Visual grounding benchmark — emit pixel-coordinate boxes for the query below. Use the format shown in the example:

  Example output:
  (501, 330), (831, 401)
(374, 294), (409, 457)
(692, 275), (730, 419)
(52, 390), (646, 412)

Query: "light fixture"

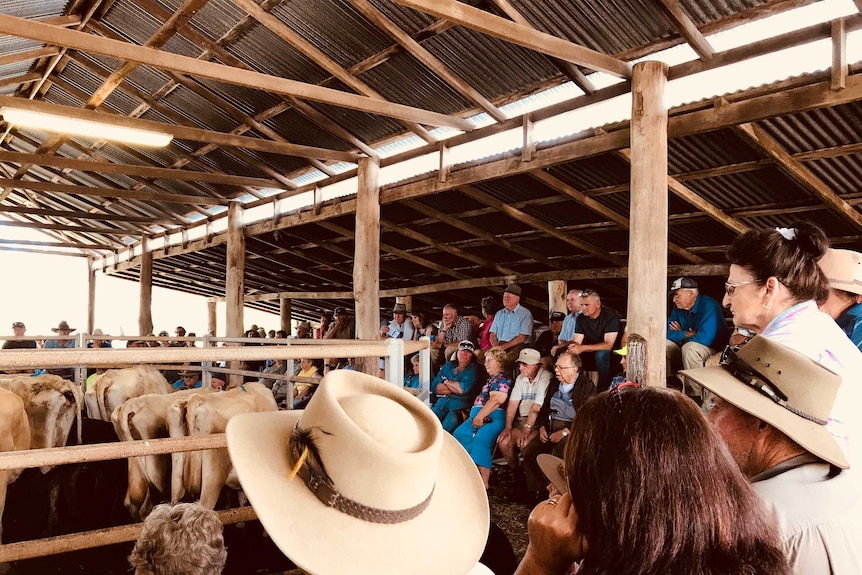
(1, 107), (173, 147)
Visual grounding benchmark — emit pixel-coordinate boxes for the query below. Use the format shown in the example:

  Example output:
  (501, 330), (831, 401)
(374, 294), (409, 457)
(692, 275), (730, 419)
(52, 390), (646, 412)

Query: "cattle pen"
(0, 339), (429, 566)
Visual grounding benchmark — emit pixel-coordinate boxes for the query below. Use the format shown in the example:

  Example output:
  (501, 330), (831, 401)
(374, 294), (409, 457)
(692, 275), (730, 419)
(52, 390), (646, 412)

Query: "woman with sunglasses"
(515, 386), (791, 575)
(723, 221), (861, 458)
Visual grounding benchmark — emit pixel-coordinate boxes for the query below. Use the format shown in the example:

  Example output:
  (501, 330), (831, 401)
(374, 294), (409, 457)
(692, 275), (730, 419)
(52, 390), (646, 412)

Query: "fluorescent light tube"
(1, 107), (173, 147)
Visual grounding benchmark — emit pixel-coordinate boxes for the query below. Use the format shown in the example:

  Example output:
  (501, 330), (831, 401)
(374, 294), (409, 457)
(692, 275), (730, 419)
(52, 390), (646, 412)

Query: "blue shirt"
(432, 361), (482, 410)
(666, 294), (729, 350)
(489, 304), (533, 343)
(173, 379), (202, 390)
(836, 303), (862, 351)
(44, 338), (77, 349)
(559, 311), (580, 342)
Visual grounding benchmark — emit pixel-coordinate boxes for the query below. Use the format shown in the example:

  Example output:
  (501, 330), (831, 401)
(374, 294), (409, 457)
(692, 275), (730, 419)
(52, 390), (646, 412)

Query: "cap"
(504, 283), (521, 296)
(818, 248), (862, 295)
(613, 345), (627, 356)
(457, 340), (475, 352)
(334, 307), (349, 317)
(549, 311), (566, 322)
(669, 277), (698, 293)
(11, 321), (24, 329)
(516, 348), (541, 365)
(158, 330), (169, 337)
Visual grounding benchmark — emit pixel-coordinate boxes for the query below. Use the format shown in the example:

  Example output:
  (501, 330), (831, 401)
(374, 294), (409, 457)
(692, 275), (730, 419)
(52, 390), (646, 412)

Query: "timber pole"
(86, 257), (96, 334)
(354, 156), (381, 375)
(548, 280), (567, 318)
(138, 235), (153, 336)
(628, 61), (669, 387)
(207, 299), (217, 336)
(226, 201), (246, 388)
(280, 298), (291, 334)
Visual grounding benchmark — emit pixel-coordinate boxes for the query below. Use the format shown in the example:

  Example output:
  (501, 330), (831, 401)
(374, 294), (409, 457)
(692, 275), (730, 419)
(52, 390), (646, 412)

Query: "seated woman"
(403, 354), (421, 395)
(292, 358), (321, 409)
(431, 340), (482, 432)
(515, 386), (791, 575)
(410, 310), (439, 341)
(453, 347), (513, 489)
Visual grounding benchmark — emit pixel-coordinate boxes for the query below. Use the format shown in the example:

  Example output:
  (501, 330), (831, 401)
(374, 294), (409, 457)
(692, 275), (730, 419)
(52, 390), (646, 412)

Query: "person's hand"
(668, 320), (683, 331)
(519, 493), (584, 575)
(497, 428), (511, 444)
(472, 415), (486, 429)
(549, 430), (566, 444)
(567, 343), (583, 355)
(539, 426), (549, 443)
(517, 430), (533, 449)
(380, 325), (390, 336)
(685, 328), (696, 338)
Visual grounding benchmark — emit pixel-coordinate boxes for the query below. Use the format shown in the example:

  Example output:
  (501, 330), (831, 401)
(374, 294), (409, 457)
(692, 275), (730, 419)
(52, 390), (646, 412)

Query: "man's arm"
(497, 333), (527, 351)
(570, 332), (617, 353)
(666, 307), (687, 343)
(688, 300), (721, 346)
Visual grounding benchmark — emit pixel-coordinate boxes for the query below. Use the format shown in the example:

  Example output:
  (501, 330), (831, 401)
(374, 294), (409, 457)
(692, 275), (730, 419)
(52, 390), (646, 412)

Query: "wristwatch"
(561, 429), (569, 437)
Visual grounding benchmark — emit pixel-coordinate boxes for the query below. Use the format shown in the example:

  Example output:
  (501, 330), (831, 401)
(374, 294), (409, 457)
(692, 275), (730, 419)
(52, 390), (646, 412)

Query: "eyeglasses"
(554, 365), (577, 371)
(724, 280), (754, 295)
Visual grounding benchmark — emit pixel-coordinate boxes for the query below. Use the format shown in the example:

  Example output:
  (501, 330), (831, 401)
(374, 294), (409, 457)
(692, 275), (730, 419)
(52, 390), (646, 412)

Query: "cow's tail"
(96, 373), (113, 421)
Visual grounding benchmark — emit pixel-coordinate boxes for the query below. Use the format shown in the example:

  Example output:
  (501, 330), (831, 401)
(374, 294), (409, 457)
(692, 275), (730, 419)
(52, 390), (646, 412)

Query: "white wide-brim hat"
(227, 370), (489, 575)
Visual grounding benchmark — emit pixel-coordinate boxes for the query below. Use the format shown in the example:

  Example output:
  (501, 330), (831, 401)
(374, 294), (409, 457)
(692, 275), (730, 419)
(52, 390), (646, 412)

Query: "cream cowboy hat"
(681, 336), (847, 469)
(226, 370), (490, 575)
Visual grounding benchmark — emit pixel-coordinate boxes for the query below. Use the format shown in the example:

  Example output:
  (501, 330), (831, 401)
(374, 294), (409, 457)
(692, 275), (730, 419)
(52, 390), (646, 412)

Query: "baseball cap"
(516, 348), (541, 365)
(669, 277), (698, 293)
(550, 311), (566, 322)
(11, 321), (24, 329)
(504, 283), (521, 296)
(457, 340), (475, 352)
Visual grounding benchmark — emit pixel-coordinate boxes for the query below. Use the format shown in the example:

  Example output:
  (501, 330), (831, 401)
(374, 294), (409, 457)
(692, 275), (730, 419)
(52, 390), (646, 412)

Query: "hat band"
(288, 424), (434, 524)
(720, 348), (827, 426)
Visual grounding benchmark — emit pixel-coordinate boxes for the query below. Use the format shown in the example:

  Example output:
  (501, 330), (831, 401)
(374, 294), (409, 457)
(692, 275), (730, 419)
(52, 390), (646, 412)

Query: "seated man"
(665, 277), (729, 380)
(683, 336), (862, 574)
(535, 311), (565, 372)
(818, 248), (862, 349)
(568, 289), (619, 392)
(430, 304), (475, 371)
(128, 502), (226, 575)
(488, 283), (534, 368)
(550, 288), (582, 357)
(431, 340), (483, 432)
(497, 348), (552, 499)
(173, 369), (203, 390)
(521, 351), (596, 504)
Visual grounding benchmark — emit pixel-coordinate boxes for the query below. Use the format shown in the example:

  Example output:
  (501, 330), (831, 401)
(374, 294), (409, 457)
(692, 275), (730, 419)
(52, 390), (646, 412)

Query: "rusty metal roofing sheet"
(668, 129), (766, 173)
(260, 107), (355, 151)
(757, 102), (862, 153)
(225, 21), (330, 84)
(684, 167), (813, 210)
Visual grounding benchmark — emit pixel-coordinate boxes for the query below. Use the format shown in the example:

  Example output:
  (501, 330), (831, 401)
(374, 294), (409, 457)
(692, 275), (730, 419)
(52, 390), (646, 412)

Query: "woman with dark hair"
(409, 310), (439, 341)
(479, 296), (499, 352)
(515, 387), (791, 575)
(724, 221), (861, 454)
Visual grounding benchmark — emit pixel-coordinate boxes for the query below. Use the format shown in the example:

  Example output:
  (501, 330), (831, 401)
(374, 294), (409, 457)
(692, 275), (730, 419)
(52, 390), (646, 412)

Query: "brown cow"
(0, 374), (83, 456)
(111, 388), (217, 521)
(86, 365), (172, 422)
(168, 382), (277, 509)
(0, 387), (31, 541)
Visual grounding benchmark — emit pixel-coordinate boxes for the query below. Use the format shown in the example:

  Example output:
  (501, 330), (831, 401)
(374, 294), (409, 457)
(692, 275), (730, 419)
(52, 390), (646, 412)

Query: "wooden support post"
(86, 257), (96, 335)
(438, 142), (450, 183)
(226, 202), (246, 388)
(547, 280), (567, 318)
(833, 18), (847, 90)
(280, 298), (292, 335)
(207, 299), (217, 336)
(522, 113), (535, 162)
(628, 61), (669, 387)
(138, 236), (153, 337)
(354, 156), (381, 376)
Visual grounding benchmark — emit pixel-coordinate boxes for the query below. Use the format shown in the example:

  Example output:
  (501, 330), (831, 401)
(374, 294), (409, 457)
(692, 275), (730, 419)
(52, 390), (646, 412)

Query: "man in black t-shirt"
(3, 321), (36, 350)
(569, 290), (621, 392)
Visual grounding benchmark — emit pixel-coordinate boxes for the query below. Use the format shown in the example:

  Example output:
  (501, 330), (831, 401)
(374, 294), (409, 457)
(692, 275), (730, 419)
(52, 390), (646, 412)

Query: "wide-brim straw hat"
(681, 336), (847, 469)
(226, 370), (490, 575)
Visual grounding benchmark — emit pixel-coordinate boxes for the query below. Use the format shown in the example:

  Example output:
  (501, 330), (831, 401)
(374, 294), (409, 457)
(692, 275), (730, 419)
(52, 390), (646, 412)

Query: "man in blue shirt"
(489, 283), (534, 368)
(43, 320), (78, 349)
(665, 277), (729, 377)
(818, 248), (862, 350)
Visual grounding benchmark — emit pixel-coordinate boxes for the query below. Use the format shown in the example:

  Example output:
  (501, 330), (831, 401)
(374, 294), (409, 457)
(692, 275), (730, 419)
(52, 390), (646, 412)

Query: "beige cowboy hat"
(51, 320), (76, 333)
(226, 370), (489, 575)
(819, 247), (862, 295)
(681, 336), (847, 469)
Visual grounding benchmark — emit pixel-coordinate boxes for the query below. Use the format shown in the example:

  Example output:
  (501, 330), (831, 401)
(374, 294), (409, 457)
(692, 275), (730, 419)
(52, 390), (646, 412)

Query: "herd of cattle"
(0, 367), (278, 545)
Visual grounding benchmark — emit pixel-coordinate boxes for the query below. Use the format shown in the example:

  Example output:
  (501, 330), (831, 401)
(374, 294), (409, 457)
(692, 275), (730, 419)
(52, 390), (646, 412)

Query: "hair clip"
(775, 227), (797, 241)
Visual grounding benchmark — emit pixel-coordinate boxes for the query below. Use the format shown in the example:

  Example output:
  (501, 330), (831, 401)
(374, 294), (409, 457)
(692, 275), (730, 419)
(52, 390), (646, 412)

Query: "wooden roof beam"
(0, 47), (61, 68)
(0, 177), (228, 207)
(655, 0), (715, 60)
(0, 237), (116, 250)
(231, 0), (438, 142)
(0, 219), (137, 235)
(348, 0), (507, 123)
(529, 168), (708, 263)
(403, 199), (567, 270)
(736, 122), (862, 231)
(460, 185), (627, 266)
(0, 204), (168, 224)
(388, 0), (632, 78)
(380, 218), (517, 275)
(0, 14), (473, 131)
(0, 150), (278, 188)
(486, 0), (596, 94)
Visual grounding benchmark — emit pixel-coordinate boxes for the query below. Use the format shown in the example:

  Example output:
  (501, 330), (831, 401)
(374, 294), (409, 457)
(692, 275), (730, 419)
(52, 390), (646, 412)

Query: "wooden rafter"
(735, 122), (862, 231)
(654, 0), (714, 60)
(0, 219), (136, 235)
(460, 185), (627, 266)
(0, 204), (168, 224)
(529, 168), (708, 263)
(0, 15), (474, 131)
(0, 177), (228, 206)
(388, 0), (632, 78)
(348, 0), (506, 123)
(0, 47), (60, 68)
